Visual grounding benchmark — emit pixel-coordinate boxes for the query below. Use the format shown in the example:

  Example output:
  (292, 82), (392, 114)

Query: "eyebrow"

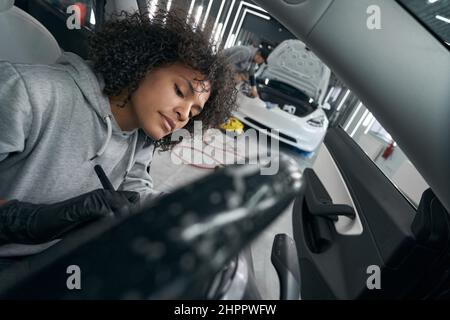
(180, 76), (205, 111)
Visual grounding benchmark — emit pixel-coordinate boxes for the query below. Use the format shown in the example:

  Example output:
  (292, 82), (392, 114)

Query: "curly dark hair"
(88, 9), (237, 150)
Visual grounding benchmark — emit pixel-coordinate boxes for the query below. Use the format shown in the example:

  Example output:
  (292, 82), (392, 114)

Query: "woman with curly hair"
(0, 10), (236, 255)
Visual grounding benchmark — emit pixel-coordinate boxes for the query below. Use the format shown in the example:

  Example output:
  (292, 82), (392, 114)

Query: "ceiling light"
(436, 15), (450, 24)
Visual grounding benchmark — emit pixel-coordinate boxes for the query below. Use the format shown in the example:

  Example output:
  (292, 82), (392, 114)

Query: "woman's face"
(130, 63), (211, 140)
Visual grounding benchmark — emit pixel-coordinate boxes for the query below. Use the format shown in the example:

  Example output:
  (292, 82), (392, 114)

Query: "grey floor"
(149, 130), (316, 299)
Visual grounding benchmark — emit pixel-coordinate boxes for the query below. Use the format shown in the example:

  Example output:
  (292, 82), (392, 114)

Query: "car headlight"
(307, 115), (325, 127)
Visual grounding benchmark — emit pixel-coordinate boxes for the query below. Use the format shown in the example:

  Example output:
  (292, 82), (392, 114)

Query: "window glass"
(397, 0), (450, 49)
(339, 100), (429, 207)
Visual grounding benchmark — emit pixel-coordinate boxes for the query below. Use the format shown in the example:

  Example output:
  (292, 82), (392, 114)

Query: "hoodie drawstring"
(90, 115), (139, 179)
(90, 115), (113, 161)
(125, 131), (139, 177)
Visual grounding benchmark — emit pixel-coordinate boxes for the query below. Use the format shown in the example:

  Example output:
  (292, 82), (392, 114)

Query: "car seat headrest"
(0, 0), (14, 13)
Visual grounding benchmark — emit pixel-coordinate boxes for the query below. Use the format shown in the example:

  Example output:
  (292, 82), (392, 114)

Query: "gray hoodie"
(0, 52), (157, 256)
(223, 45), (258, 73)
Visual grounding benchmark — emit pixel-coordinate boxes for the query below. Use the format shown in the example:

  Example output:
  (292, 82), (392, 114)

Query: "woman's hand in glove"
(0, 189), (140, 245)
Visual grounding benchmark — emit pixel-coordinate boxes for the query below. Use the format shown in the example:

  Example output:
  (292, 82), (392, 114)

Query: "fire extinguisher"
(382, 141), (395, 160)
(73, 2), (87, 26)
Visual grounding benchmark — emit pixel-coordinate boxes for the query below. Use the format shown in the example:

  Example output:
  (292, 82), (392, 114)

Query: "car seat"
(0, 0), (61, 63)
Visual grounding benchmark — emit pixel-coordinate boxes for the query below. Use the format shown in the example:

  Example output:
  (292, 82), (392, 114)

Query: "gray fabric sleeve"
(0, 62), (33, 163)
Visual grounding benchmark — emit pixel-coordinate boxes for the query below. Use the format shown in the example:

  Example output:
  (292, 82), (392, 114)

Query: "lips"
(159, 112), (176, 132)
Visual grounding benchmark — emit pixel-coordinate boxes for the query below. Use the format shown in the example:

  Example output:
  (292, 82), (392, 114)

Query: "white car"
(233, 39), (331, 152)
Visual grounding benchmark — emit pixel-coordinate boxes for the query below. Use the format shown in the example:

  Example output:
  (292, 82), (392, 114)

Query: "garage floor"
(149, 130), (317, 299)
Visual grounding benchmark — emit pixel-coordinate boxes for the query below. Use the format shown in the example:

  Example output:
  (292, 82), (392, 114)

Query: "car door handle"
(304, 168), (355, 221)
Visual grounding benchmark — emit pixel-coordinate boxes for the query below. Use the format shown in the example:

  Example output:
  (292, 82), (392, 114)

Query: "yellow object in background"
(220, 117), (244, 135)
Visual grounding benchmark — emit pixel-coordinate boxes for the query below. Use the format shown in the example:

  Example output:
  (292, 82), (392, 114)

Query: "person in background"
(224, 45), (269, 98)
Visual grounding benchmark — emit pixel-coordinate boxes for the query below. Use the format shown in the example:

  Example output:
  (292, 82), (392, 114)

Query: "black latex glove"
(0, 189), (140, 245)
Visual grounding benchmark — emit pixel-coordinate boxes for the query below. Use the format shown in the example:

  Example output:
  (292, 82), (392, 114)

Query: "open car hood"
(257, 39), (331, 105)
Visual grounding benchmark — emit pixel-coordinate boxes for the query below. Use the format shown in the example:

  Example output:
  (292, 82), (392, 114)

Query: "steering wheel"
(0, 154), (304, 299)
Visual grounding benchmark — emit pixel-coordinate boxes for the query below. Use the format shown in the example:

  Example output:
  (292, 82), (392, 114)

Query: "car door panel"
(292, 127), (447, 299)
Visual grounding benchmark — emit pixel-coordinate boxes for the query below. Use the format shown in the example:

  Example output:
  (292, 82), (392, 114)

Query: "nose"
(174, 102), (192, 123)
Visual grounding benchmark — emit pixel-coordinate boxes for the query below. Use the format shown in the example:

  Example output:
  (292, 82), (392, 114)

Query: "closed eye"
(174, 84), (185, 98)
(189, 106), (203, 119)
